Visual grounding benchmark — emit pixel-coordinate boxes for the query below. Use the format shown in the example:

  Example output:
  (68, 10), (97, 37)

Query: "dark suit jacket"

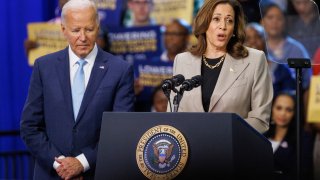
(271, 132), (314, 180)
(20, 47), (135, 179)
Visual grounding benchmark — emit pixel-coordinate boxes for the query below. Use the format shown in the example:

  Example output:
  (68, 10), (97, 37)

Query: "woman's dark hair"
(264, 91), (296, 145)
(190, 0), (248, 59)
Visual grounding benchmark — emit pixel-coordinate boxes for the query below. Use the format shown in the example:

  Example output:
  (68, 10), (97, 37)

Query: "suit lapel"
(208, 54), (249, 111)
(56, 48), (74, 121)
(186, 56), (204, 112)
(75, 48), (109, 123)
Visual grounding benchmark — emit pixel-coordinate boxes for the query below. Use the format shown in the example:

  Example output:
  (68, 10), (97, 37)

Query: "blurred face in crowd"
(61, 6), (99, 58)
(244, 26), (265, 51)
(128, 0), (153, 25)
(272, 95), (295, 127)
(262, 6), (285, 38)
(153, 90), (168, 112)
(206, 3), (235, 52)
(164, 21), (189, 60)
(292, 0), (315, 16)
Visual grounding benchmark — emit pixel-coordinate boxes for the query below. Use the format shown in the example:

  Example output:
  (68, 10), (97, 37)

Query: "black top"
(201, 56), (224, 112)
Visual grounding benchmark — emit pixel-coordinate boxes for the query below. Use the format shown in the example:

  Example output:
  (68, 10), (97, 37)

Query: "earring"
(232, 34), (235, 37)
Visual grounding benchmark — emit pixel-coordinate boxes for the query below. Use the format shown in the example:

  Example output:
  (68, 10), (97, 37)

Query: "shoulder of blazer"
(246, 47), (265, 61)
(35, 47), (69, 66)
(175, 51), (201, 65)
(242, 47), (267, 67)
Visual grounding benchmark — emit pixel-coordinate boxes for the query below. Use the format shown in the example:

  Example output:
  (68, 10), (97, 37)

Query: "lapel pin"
(99, 66), (105, 69)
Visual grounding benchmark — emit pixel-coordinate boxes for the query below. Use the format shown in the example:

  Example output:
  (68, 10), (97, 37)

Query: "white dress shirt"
(53, 44), (98, 172)
(269, 139), (281, 153)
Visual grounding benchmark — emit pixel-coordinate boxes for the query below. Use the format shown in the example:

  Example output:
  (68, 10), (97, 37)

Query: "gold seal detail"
(136, 125), (188, 179)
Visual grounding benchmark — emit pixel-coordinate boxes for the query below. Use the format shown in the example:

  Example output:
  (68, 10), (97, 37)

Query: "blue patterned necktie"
(72, 59), (87, 120)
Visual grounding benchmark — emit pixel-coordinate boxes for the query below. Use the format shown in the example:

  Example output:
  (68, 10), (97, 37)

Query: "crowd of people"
(22, 0), (320, 179)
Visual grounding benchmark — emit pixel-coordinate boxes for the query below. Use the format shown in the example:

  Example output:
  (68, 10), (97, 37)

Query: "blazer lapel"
(56, 48), (74, 121)
(186, 56), (204, 112)
(75, 48), (109, 123)
(208, 54), (249, 111)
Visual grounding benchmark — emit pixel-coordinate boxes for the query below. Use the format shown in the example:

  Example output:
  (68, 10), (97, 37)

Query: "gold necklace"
(202, 54), (226, 69)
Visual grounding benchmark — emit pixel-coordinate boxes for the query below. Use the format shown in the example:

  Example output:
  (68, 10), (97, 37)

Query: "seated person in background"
(124, 0), (155, 27)
(264, 92), (314, 180)
(287, 0), (320, 60)
(244, 22), (295, 96)
(261, 2), (312, 121)
(261, 2), (311, 88)
(150, 85), (168, 112)
(158, 18), (191, 63)
(244, 22), (267, 52)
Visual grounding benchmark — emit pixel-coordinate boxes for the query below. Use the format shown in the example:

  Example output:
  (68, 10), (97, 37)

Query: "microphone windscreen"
(191, 75), (203, 87)
(172, 74), (185, 86)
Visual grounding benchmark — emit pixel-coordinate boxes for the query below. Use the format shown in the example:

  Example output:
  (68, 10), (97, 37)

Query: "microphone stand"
(172, 88), (183, 112)
(163, 89), (172, 112)
(287, 58), (311, 180)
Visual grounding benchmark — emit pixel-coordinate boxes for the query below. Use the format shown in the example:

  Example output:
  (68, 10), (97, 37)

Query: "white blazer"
(169, 47), (273, 133)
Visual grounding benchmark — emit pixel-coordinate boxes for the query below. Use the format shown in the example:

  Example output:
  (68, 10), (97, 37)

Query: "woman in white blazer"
(169, 0), (273, 134)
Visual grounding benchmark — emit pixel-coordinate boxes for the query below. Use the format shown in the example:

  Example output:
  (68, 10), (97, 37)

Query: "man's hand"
(55, 157), (84, 180)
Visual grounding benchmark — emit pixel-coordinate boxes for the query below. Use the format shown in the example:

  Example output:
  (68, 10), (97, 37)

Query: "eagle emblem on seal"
(153, 139), (176, 169)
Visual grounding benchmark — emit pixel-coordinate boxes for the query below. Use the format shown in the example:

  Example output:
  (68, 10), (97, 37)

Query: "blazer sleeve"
(20, 60), (62, 170)
(112, 64), (135, 112)
(79, 63), (135, 168)
(246, 52), (273, 133)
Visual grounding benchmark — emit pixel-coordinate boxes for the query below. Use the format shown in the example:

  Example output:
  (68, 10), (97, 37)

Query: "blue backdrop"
(0, 0), (57, 157)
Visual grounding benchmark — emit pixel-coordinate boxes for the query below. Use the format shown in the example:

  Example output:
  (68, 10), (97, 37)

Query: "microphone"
(180, 75), (203, 91)
(161, 74), (185, 91)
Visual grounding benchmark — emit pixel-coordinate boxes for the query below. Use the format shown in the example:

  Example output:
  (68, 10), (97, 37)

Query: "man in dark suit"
(20, 0), (135, 179)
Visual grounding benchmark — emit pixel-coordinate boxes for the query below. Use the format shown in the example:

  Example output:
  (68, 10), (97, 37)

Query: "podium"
(95, 112), (273, 179)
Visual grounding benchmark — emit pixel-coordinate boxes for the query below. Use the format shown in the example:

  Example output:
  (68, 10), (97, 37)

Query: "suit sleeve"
(112, 64), (135, 111)
(246, 52), (273, 133)
(78, 64), (135, 168)
(20, 60), (62, 170)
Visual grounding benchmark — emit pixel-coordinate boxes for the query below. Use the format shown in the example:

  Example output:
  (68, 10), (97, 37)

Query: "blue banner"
(133, 60), (173, 111)
(95, 0), (123, 27)
(108, 26), (163, 64)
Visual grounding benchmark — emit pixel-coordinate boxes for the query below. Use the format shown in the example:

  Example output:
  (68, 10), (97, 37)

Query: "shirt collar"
(69, 44), (98, 67)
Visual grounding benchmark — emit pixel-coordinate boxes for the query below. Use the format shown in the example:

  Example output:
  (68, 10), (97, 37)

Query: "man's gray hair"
(61, 0), (99, 25)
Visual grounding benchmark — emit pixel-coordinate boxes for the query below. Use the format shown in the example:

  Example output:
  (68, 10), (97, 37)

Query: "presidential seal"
(136, 125), (188, 179)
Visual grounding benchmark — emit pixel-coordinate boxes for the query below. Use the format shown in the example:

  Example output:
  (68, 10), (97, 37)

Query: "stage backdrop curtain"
(0, 0), (57, 178)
